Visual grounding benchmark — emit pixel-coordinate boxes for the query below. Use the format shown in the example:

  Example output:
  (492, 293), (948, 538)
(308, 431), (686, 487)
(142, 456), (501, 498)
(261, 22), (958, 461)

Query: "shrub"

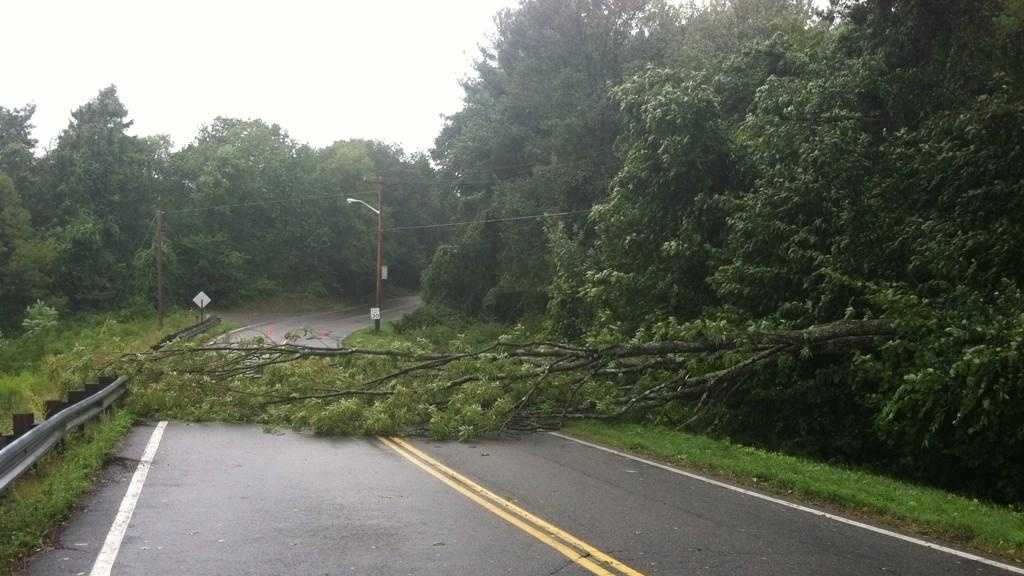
(21, 301), (59, 335)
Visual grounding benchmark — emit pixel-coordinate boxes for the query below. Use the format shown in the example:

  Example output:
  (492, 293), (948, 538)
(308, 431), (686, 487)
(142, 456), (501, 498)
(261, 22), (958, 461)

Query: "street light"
(345, 178), (384, 331)
(345, 198), (379, 215)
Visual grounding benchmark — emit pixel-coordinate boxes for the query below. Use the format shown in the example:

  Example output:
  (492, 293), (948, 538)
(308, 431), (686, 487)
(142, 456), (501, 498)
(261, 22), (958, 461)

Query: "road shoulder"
(556, 423), (1024, 573)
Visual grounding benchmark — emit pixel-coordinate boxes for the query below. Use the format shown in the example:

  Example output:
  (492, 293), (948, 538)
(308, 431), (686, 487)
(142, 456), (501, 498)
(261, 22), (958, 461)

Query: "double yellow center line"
(379, 437), (645, 576)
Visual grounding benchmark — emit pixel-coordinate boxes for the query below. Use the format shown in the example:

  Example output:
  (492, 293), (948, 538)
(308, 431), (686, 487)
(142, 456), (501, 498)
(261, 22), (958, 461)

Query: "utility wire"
(386, 209), (591, 231)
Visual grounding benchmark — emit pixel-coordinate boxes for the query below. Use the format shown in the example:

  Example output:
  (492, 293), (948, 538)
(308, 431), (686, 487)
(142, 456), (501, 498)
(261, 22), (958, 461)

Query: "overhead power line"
(387, 209), (592, 231)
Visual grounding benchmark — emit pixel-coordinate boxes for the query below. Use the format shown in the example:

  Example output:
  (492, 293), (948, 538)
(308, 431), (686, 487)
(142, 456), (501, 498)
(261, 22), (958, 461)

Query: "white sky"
(4, 0), (518, 155)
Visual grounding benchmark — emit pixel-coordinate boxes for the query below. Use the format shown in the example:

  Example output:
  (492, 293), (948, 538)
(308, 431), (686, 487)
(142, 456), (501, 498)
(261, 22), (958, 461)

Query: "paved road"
(221, 295), (422, 346)
(23, 422), (1022, 575)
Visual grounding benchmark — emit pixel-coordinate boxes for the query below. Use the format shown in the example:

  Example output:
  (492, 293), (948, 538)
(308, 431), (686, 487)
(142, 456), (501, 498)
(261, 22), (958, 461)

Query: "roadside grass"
(343, 321), (402, 349)
(0, 312), (191, 432)
(389, 305), (518, 351)
(564, 421), (1024, 562)
(344, 316), (510, 353)
(0, 409), (134, 572)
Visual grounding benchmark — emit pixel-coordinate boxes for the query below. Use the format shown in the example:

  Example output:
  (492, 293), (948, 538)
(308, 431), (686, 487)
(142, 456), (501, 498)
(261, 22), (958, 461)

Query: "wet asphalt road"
(21, 423), (1022, 576)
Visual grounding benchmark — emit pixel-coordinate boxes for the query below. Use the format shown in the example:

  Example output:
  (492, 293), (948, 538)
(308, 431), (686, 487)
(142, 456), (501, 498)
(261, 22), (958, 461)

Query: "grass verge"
(344, 307), (510, 352)
(564, 421), (1024, 562)
(343, 322), (401, 348)
(0, 409), (134, 571)
(0, 312), (191, 429)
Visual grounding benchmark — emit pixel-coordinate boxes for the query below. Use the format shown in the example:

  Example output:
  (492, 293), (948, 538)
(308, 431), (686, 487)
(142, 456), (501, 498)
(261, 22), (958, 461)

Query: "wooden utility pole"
(375, 178), (384, 332)
(156, 209), (166, 328)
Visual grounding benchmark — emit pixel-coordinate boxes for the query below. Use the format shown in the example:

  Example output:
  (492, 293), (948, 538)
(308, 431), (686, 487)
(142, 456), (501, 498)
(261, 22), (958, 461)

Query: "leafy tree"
(550, 67), (735, 335)
(0, 104), (37, 194)
(426, 0), (681, 316)
(422, 229), (498, 314)
(34, 86), (168, 309)
(167, 120), (438, 306)
(0, 175), (53, 329)
(167, 118), (321, 303)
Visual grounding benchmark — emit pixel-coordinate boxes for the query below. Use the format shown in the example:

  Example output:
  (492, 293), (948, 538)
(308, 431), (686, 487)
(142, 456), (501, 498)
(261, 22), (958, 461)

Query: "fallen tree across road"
(123, 319), (895, 435)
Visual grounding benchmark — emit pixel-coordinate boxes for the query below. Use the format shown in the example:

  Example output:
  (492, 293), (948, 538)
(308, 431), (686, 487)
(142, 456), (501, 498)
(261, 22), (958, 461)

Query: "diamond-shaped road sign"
(193, 291), (211, 309)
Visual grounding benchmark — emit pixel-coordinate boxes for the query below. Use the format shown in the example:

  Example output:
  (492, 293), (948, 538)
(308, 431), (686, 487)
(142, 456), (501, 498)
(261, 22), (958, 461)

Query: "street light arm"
(346, 198), (380, 215)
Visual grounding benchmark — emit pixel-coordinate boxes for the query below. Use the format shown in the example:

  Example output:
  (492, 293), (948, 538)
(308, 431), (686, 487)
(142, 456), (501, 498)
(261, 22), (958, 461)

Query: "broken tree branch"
(124, 319), (894, 433)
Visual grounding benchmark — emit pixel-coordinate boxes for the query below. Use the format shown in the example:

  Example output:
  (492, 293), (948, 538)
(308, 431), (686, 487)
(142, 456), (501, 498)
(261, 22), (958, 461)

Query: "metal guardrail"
(151, 316), (221, 350)
(0, 375), (129, 491)
(0, 317), (221, 494)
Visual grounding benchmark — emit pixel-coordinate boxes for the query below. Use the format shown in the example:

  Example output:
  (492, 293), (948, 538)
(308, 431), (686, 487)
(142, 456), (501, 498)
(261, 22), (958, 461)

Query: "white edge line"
(548, 431), (1024, 575)
(90, 421), (168, 576)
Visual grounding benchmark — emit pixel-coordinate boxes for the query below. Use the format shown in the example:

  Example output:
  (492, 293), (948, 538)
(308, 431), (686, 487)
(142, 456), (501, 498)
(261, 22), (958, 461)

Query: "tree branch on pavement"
(124, 319), (894, 433)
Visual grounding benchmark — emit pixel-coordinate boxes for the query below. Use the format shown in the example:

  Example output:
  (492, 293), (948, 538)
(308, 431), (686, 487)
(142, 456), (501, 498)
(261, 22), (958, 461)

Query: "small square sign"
(370, 307), (381, 320)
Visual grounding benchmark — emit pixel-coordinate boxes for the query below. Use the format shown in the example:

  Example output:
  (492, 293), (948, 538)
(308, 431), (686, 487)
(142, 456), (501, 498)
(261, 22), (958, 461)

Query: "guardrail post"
(12, 414), (35, 438)
(98, 375), (117, 386)
(44, 400), (67, 419)
(67, 389), (89, 404)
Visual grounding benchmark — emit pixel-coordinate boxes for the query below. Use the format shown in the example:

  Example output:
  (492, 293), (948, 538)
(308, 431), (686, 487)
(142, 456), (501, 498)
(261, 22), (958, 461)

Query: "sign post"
(193, 291), (212, 322)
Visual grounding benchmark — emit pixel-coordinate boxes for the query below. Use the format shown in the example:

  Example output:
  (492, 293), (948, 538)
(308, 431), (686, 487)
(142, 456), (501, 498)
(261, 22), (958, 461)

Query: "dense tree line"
(0, 88), (443, 331)
(423, 0), (1024, 503)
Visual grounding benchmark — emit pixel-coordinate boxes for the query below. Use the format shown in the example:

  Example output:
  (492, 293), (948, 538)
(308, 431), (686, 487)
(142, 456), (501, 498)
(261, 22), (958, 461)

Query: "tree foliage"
(428, 0), (681, 316)
(0, 175), (53, 329)
(1, 91), (441, 326)
(420, 0), (1024, 503)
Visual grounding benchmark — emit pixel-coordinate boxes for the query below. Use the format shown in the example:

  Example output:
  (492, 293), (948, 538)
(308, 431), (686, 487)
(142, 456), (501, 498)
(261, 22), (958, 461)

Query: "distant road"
(20, 296), (1024, 576)
(220, 295), (421, 346)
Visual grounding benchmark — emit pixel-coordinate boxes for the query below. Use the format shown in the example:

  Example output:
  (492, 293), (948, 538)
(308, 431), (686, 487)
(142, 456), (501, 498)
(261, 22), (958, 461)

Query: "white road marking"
(90, 421), (168, 576)
(549, 431), (1024, 575)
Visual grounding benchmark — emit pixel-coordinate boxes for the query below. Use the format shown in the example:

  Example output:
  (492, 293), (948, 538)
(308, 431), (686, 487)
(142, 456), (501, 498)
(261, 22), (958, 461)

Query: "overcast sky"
(4, 0), (518, 155)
